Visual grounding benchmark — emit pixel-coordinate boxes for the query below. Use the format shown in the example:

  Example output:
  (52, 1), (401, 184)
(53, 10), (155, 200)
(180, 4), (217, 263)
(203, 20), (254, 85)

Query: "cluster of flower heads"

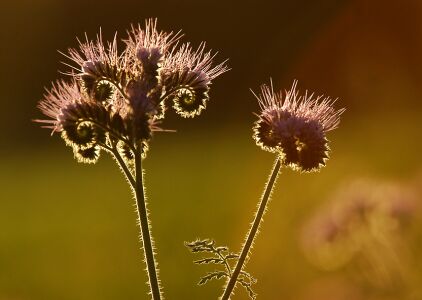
(36, 19), (228, 164)
(252, 81), (344, 172)
(301, 179), (418, 288)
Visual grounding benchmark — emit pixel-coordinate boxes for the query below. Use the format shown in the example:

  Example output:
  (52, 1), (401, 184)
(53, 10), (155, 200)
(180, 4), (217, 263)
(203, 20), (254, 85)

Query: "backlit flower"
(253, 80), (344, 172)
(36, 19), (228, 163)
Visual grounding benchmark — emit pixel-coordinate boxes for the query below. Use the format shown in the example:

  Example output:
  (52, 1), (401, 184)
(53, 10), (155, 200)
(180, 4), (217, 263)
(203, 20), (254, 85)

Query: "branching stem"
(221, 157), (281, 300)
(98, 141), (136, 189)
(218, 252), (232, 276)
(112, 146), (136, 189)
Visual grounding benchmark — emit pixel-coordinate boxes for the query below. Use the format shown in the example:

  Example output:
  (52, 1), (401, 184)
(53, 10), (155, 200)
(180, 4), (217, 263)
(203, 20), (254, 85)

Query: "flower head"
(252, 80), (344, 172)
(161, 43), (228, 118)
(36, 19), (228, 163)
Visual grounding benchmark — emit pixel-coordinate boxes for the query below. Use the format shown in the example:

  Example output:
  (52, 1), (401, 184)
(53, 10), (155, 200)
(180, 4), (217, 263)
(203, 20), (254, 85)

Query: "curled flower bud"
(81, 60), (129, 99)
(61, 121), (97, 149)
(162, 43), (228, 118)
(253, 81), (344, 172)
(73, 145), (101, 164)
(172, 84), (208, 118)
(93, 81), (114, 103)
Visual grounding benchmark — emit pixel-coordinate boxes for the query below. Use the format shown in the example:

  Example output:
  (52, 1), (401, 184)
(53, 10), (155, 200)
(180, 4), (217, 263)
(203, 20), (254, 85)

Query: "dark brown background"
(2, 0), (421, 148)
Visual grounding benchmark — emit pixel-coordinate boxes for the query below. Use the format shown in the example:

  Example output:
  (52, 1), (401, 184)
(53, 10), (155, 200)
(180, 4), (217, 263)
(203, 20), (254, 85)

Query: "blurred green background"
(1, 0), (422, 299)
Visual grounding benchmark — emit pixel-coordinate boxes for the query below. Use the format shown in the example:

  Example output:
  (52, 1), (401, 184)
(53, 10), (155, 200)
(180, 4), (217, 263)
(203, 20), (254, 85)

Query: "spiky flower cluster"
(253, 81), (344, 172)
(36, 19), (228, 164)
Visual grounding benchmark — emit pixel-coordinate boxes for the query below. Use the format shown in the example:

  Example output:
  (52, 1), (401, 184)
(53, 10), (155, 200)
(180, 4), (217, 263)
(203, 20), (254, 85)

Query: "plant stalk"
(134, 141), (162, 300)
(112, 148), (136, 189)
(221, 157), (281, 300)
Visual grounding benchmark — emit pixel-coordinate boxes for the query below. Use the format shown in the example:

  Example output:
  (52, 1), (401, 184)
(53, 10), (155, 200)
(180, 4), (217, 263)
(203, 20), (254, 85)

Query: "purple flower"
(36, 19), (228, 163)
(253, 80), (345, 172)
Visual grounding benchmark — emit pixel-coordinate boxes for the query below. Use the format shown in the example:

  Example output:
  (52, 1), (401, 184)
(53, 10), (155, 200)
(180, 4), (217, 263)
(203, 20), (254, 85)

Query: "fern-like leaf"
(238, 278), (257, 299)
(225, 253), (239, 260)
(186, 239), (257, 299)
(194, 257), (224, 265)
(240, 270), (257, 284)
(185, 239), (216, 253)
(198, 271), (228, 285)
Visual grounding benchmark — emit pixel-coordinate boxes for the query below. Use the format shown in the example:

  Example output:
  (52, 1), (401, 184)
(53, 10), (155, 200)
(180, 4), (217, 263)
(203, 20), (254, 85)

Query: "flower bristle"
(124, 19), (182, 64)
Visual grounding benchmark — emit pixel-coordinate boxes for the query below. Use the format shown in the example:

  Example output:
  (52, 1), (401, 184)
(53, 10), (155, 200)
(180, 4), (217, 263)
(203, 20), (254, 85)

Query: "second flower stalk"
(188, 81), (344, 300)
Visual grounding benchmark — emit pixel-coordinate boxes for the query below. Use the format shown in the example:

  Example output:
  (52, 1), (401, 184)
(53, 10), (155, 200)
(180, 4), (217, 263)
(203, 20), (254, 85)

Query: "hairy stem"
(99, 142), (136, 189)
(112, 147), (136, 189)
(134, 141), (162, 300)
(221, 157), (281, 300)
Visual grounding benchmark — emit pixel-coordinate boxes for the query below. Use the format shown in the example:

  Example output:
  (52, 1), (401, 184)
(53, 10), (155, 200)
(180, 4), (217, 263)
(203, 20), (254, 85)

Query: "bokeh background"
(1, 0), (422, 299)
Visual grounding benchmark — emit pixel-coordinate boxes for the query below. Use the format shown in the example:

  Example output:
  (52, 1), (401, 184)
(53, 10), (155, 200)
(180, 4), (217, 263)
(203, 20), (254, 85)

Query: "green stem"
(134, 141), (162, 300)
(221, 157), (281, 300)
